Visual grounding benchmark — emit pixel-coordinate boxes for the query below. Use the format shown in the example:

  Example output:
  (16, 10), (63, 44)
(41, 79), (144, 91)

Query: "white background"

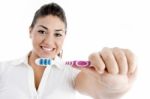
(0, 0), (149, 98)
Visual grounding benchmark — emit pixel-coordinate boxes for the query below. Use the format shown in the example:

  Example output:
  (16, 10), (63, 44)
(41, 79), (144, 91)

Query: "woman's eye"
(38, 30), (46, 35)
(55, 33), (62, 37)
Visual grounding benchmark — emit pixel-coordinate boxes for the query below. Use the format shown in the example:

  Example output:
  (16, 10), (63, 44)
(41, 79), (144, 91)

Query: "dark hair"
(30, 2), (67, 29)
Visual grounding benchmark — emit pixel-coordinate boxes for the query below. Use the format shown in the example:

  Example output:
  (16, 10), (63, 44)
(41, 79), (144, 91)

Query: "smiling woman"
(0, 1), (143, 99)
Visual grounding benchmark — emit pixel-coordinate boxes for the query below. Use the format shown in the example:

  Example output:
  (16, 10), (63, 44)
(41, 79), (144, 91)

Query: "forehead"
(35, 15), (65, 30)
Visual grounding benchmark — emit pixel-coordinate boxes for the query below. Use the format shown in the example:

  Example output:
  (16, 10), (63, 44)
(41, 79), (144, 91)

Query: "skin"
(28, 15), (137, 99)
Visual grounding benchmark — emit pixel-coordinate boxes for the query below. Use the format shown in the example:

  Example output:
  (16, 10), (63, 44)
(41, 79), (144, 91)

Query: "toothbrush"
(35, 58), (91, 68)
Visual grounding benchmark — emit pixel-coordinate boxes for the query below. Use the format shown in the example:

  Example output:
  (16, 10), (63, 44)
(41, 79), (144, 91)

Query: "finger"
(113, 47), (128, 74)
(128, 66), (138, 84)
(101, 47), (119, 74)
(123, 49), (137, 74)
(88, 52), (105, 73)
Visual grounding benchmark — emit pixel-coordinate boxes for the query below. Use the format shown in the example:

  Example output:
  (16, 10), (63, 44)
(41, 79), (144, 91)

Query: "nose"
(44, 34), (54, 45)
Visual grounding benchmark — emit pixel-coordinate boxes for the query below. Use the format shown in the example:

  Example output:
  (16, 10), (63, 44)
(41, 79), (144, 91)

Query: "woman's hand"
(75, 47), (137, 99)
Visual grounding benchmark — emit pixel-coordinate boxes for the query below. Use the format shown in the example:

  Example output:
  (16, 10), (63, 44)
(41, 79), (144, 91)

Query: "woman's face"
(29, 15), (66, 59)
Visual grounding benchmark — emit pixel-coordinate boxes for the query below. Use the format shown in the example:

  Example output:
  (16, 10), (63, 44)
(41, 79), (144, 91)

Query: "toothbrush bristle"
(36, 58), (51, 66)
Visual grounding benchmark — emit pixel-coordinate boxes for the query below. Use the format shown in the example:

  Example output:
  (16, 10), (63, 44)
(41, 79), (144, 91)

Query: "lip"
(41, 46), (55, 52)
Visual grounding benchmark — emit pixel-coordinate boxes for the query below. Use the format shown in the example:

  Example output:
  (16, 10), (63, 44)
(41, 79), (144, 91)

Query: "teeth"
(42, 47), (53, 51)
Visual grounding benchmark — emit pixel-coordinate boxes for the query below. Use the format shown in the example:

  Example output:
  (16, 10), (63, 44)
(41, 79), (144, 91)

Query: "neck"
(28, 51), (46, 69)
(28, 51), (37, 66)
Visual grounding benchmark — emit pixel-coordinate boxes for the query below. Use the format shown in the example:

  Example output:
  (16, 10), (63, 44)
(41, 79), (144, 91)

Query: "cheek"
(32, 35), (43, 47)
(54, 41), (64, 54)
(57, 39), (65, 48)
(56, 42), (62, 50)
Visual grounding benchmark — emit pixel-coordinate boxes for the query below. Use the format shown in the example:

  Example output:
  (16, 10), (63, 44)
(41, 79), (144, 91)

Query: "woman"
(0, 2), (137, 99)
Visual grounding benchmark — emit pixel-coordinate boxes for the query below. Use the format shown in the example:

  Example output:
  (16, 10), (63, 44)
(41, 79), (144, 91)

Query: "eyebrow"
(38, 25), (48, 30)
(55, 29), (64, 32)
(38, 25), (64, 32)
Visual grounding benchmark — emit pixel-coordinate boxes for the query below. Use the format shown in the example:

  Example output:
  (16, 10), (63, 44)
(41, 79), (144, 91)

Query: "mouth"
(41, 46), (55, 52)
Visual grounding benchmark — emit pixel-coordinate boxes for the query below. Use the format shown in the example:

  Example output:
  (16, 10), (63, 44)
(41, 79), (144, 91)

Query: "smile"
(41, 46), (55, 52)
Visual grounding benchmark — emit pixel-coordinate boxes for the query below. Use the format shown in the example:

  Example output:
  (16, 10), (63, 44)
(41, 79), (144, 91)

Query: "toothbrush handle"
(65, 61), (91, 68)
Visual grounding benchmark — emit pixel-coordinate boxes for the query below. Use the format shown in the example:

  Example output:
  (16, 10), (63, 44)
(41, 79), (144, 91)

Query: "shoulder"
(0, 60), (11, 76)
(0, 57), (24, 76)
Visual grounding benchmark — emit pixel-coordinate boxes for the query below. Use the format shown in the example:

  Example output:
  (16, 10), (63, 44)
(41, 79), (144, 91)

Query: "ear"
(29, 27), (32, 38)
